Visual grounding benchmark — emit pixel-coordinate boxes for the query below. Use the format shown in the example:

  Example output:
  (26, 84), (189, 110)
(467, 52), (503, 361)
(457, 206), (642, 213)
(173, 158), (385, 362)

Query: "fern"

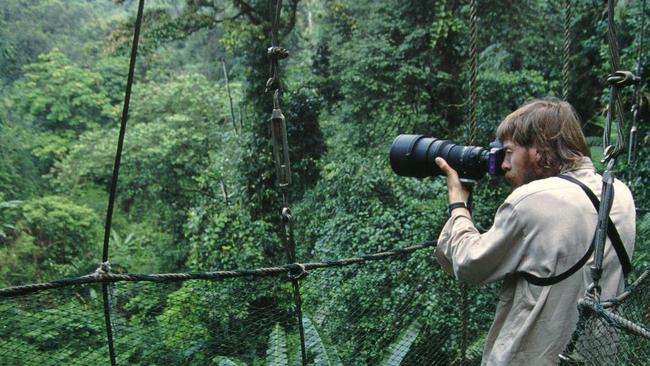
(379, 320), (422, 366)
(212, 356), (239, 366)
(266, 323), (288, 366)
(303, 316), (343, 366)
(453, 331), (486, 365)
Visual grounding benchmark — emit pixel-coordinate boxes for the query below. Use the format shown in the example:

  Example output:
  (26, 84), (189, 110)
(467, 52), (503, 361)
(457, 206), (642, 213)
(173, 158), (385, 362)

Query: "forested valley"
(1, 0), (649, 364)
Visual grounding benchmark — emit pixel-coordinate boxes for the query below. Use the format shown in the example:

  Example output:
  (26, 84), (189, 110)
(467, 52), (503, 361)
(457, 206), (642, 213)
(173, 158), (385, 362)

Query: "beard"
(506, 165), (545, 189)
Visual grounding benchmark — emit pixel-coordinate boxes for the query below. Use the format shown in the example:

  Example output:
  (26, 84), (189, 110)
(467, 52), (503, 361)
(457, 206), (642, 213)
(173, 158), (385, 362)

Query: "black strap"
(520, 175), (632, 286)
(448, 202), (470, 216)
(558, 175), (632, 276)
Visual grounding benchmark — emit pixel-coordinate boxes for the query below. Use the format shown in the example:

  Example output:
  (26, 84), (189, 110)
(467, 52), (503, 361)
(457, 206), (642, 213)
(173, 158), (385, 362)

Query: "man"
(434, 98), (636, 365)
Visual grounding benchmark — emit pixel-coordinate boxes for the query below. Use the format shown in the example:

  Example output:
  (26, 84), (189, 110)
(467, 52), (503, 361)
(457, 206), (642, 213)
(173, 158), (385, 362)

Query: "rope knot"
(288, 263), (307, 280)
(267, 46), (289, 60)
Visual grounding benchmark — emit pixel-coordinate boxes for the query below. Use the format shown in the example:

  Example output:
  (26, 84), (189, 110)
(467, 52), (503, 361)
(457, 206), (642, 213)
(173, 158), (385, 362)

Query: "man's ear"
(530, 147), (543, 166)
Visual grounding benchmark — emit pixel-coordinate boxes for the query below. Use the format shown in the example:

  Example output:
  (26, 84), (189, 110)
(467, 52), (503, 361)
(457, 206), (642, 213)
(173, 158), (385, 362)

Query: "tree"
(9, 50), (118, 175)
(0, 0), (105, 83)
(0, 195), (101, 286)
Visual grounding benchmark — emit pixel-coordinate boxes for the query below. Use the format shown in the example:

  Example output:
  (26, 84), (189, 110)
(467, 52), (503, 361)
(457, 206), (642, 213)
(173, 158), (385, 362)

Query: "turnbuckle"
(270, 90), (292, 188)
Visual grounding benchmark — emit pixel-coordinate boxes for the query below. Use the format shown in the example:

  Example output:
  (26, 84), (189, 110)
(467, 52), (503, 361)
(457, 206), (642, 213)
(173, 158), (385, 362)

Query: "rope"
(562, 0), (572, 101)
(0, 242), (435, 298)
(579, 298), (650, 340)
(601, 264), (650, 308)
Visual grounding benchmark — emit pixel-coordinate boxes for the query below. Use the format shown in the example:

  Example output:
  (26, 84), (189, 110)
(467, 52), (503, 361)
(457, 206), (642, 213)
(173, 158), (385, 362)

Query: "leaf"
(379, 320), (422, 366)
(0, 200), (22, 209)
(266, 323), (288, 366)
(213, 356), (240, 366)
(302, 316), (343, 366)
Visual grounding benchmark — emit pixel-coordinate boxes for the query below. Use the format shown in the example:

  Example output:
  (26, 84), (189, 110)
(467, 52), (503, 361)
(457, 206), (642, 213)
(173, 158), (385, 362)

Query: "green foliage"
(0, 122), (39, 199)
(0, 296), (108, 365)
(0, 195), (22, 243)
(318, 0), (467, 141)
(635, 213), (650, 268)
(1, 0), (649, 364)
(0, 196), (101, 285)
(303, 316), (343, 366)
(9, 49), (118, 176)
(473, 69), (554, 143)
(266, 323), (289, 365)
(379, 319), (421, 366)
(0, 0), (104, 83)
(12, 49), (116, 133)
(185, 208), (276, 270)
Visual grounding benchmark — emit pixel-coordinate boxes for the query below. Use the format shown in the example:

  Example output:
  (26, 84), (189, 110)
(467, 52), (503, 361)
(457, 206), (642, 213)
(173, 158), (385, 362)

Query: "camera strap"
(520, 174), (632, 286)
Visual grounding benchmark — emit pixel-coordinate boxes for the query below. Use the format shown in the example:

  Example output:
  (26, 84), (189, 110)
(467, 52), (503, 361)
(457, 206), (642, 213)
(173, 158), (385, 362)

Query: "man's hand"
(435, 157), (471, 205)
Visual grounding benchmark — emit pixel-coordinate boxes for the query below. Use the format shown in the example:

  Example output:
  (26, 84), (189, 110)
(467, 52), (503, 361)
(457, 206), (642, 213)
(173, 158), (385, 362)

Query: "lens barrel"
(389, 134), (500, 180)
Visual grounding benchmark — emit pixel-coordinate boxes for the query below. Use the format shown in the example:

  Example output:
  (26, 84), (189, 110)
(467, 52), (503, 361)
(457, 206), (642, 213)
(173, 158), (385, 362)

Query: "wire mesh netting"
(0, 284), (110, 365)
(0, 247), (499, 365)
(2, 248), (649, 365)
(560, 266), (650, 365)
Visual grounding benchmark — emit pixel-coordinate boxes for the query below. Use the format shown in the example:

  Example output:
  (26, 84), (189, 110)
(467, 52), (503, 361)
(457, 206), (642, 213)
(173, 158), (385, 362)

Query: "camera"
(389, 134), (506, 180)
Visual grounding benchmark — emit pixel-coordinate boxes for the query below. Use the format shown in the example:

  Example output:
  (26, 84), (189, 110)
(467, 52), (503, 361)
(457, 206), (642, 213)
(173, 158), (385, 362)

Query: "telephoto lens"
(389, 134), (505, 180)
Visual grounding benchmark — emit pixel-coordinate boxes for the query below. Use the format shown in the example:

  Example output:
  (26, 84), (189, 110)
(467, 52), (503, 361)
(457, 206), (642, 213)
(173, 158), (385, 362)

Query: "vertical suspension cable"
(562, 0), (572, 101)
(589, 0), (637, 297)
(468, 0), (478, 146)
(605, 0), (627, 158)
(627, 0), (647, 187)
(460, 1), (479, 364)
(101, 0), (146, 364)
(267, 1), (307, 364)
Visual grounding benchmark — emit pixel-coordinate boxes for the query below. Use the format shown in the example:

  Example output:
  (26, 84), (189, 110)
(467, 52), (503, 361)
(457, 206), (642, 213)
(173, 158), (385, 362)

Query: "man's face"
(501, 139), (542, 189)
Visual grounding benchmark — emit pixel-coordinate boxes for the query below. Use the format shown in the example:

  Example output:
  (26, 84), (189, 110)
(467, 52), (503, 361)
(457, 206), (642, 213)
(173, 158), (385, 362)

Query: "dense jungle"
(0, 0), (649, 364)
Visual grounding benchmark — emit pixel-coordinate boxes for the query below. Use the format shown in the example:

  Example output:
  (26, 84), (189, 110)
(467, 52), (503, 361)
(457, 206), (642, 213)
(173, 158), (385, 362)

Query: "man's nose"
(501, 160), (511, 171)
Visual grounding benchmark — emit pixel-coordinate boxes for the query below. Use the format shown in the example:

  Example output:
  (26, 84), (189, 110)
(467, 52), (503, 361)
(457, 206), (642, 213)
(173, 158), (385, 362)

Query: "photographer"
(434, 98), (636, 365)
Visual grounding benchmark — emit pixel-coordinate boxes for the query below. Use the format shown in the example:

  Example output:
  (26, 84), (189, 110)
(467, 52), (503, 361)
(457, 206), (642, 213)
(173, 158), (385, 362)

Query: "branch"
(232, 0), (262, 25)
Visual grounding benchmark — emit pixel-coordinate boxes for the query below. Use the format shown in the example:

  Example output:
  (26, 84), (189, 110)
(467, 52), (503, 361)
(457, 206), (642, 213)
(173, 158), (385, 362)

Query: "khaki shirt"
(436, 158), (636, 365)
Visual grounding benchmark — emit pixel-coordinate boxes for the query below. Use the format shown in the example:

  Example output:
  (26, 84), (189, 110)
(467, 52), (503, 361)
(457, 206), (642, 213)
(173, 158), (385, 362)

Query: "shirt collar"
(560, 156), (595, 174)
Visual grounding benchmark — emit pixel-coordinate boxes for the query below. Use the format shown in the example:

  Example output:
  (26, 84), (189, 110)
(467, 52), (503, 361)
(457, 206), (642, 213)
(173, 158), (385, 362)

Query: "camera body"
(389, 134), (506, 180)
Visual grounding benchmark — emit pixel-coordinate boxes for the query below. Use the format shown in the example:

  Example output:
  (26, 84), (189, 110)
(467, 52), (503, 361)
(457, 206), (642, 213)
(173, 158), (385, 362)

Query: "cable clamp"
(267, 46), (289, 60)
(281, 207), (292, 223)
(94, 261), (112, 278)
(601, 145), (616, 163)
(266, 77), (277, 93)
(288, 263), (307, 280)
(585, 283), (601, 303)
(607, 70), (640, 86)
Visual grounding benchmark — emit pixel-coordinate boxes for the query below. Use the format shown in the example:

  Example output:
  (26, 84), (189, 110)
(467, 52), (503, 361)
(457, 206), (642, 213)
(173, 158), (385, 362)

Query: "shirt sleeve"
(435, 200), (528, 284)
